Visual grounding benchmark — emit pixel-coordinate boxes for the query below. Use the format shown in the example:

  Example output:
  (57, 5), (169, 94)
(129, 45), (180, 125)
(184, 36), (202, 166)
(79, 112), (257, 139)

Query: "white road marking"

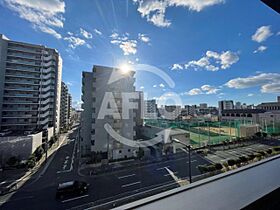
(61, 194), (89, 203)
(186, 160), (197, 164)
(164, 167), (188, 186)
(164, 172), (178, 176)
(56, 135), (77, 174)
(121, 181), (141, 188)
(180, 148), (188, 153)
(118, 174), (136, 179)
(156, 166), (170, 170)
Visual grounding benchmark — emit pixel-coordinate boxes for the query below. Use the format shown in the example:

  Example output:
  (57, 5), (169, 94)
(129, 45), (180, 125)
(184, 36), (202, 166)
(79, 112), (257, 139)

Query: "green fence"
(144, 119), (280, 147)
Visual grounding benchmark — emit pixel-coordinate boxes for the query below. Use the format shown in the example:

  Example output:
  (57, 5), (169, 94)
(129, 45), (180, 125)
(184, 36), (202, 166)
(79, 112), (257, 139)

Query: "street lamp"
(172, 138), (192, 183)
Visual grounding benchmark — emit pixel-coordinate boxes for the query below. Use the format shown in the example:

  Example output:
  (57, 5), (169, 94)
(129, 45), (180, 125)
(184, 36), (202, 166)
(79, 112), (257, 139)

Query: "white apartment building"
(81, 65), (141, 160)
(0, 34), (62, 134)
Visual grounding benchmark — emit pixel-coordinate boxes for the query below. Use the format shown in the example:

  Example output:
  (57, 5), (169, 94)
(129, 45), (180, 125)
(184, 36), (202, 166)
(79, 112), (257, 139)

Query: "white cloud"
(153, 85), (157, 88)
(66, 81), (73, 86)
(252, 25), (273, 43)
(37, 25), (62, 39)
(187, 88), (203, 95)
(94, 29), (102, 35)
(171, 64), (183, 70)
(253, 45), (267, 53)
(248, 93), (254, 97)
(80, 28), (93, 39)
(184, 85), (220, 95)
(277, 32), (280, 36)
(159, 83), (165, 88)
(185, 50), (239, 71)
(140, 86), (145, 89)
(261, 82), (280, 93)
(3, 0), (65, 39)
(119, 40), (137, 55)
(225, 73), (280, 93)
(133, 0), (224, 27)
(201, 85), (220, 94)
(64, 36), (87, 49)
(110, 33), (138, 55)
(73, 100), (82, 110)
(138, 33), (150, 43)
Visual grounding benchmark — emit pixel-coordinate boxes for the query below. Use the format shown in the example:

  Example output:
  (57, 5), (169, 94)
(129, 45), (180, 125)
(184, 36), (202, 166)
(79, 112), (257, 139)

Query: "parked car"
(56, 180), (89, 199)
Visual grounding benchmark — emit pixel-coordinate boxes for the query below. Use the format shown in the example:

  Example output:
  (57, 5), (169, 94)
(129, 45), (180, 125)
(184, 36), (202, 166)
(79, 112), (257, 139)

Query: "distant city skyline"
(1, 0), (280, 108)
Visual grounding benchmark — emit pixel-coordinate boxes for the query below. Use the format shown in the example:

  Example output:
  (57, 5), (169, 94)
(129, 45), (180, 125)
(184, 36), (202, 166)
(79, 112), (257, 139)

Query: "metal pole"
(229, 121), (232, 141)
(208, 123), (210, 145)
(198, 122), (201, 147)
(188, 146), (192, 183)
(45, 142), (48, 163)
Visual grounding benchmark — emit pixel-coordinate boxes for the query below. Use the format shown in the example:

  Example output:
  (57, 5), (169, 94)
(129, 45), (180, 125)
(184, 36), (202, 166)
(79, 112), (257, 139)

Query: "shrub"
(258, 151), (266, 156)
(214, 163), (223, 170)
(207, 165), (216, 172)
(273, 146), (280, 152)
(255, 153), (262, 160)
(6, 156), (19, 166)
(222, 161), (229, 168)
(227, 159), (236, 166)
(34, 146), (44, 161)
(235, 158), (241, 165)
(266, 149), (273, 154)
(248, 154), (256, 160)
(27, 159), (36, 169)
(198, 165), (208, 174)
(239, 156), (248, 162)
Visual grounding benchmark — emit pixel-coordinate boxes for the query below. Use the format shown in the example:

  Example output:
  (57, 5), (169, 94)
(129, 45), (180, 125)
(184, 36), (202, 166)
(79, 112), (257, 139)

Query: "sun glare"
(120, 63), (132, 74)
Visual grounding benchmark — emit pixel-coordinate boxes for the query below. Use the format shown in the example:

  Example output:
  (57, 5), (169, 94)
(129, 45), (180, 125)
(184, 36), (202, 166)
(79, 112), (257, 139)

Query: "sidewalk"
(0, 134), (67, 196)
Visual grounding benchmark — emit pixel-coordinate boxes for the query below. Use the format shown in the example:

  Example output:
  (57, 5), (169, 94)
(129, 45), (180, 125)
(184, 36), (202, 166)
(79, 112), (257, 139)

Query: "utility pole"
(172, 138), (192, 183)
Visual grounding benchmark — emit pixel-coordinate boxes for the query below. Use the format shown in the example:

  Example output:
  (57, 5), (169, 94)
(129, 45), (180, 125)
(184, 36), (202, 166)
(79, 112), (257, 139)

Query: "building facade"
(257, 96), (280, 111)
(60, 81), (71, 130)
(81, 65), (141, 160)
(218, 100), (234, 115)
(0, 34), (62, 134)
(144, 99), (158, 119)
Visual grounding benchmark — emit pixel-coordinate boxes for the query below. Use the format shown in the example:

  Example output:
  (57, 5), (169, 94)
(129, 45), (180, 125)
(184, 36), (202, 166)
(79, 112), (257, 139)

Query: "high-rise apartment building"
(81, 65), (141, 160)
(200, 103), (207, 109)
(60, 81), (71, 129)
(235, 102), (242, 109)
(0, 34), (62, 134)
(218, 100), (234, 115)
(144, 99), (158, 119)
(184, 105), (197, 116)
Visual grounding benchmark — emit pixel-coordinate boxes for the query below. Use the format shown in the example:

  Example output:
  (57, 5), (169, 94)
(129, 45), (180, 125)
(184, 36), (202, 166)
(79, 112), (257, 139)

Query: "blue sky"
(0, 0), (280, 108)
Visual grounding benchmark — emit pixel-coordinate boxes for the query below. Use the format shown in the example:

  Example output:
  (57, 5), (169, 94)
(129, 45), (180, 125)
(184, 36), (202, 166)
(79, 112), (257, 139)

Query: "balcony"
(7, 46), (42, 54)
(6, 59), (41, 67)
(5, 66), (41, 74)
(7, 53), (41, 61)
(3, 94), (39, 98)
(5, 74), (40, 80)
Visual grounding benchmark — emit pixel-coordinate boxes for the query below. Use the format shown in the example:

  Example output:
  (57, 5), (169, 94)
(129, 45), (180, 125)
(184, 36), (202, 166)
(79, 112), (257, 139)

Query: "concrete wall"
(47, 127), (54, 141)
(240, 125), (260, 137)
(0, 132), (42, 163)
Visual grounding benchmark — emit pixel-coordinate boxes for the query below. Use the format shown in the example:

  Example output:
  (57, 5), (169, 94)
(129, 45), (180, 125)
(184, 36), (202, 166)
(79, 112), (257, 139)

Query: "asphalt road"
(1, 128), (211, 210)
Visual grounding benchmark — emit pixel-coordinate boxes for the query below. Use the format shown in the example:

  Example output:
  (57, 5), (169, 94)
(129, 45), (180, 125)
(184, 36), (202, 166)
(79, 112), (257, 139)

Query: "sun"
(119, 63), (132, 74)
